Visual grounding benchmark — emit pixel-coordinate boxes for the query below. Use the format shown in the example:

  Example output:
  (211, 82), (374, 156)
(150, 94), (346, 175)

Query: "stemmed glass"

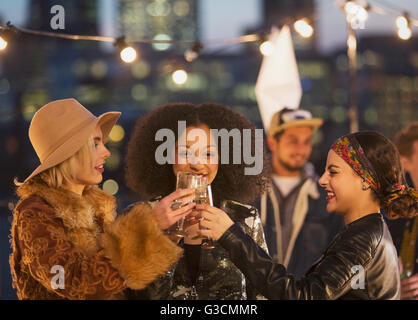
(192, 184), (215, 249)
(167, 172), (205, 238)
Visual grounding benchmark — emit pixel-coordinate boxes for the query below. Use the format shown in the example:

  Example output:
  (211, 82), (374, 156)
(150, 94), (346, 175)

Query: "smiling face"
(172, 124), (219, 185)
(319, 149), (367, 215)
(74, 125), (111, 186)
(267, 126), (313, 176)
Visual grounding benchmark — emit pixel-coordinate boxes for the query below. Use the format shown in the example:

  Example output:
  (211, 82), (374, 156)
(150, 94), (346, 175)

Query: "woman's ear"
(361, 178), (372, 191)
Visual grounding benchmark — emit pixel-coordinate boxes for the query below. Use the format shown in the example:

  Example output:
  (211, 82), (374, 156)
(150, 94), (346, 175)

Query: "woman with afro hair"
(124, 102), (270, 300)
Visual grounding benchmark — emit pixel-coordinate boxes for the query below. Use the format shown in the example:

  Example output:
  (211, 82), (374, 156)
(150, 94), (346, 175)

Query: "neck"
(343, 202), (380, 224)
(62, 182), (85, 196)
(272, 159), (301, 177)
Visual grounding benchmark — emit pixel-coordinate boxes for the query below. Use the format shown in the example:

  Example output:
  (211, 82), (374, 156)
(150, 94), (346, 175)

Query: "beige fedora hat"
(24, 98), (121, 182)
(268, 107), (323, 137)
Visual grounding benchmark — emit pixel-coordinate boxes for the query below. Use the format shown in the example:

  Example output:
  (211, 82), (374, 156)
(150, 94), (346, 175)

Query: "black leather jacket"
(218, 213), (400, 300)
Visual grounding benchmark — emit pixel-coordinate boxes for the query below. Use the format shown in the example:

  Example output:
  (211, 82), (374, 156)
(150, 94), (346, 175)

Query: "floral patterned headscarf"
(331, 133), (418, 205)
(331, 134), (380, 193)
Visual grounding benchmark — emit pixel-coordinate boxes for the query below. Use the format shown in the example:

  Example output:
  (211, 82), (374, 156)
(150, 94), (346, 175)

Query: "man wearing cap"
(258, 108), (343, 279)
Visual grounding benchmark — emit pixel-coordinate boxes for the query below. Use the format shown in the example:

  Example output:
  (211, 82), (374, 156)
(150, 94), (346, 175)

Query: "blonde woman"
(10, 99), (194, 299)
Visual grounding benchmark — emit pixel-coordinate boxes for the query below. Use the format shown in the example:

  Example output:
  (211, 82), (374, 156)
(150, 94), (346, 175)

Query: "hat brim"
(97, 112), (121, 143)
(269, 118), (323, 137)
(24, 111), (121, 182)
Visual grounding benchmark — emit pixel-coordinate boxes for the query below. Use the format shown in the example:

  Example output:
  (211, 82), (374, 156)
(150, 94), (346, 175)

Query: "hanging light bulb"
(344, 1), (368, 29)
(398, 27), (412, 40)
(0, 23), (18, 52)
(0, 36), (7, 51)
(396, 16), (409, 29)
(120, 47), (137, 63)
(395, 13), (411, 40)
(259, 40), (274, 56)
(184, 41), (203, 62)
(356, 6), (369, 22)
(344, 1), (358, 16)
(258, 33), (274, 56)
(115, 36), (137, 63)
(294, 19), (314, 38)
(172, 69), (188, 85)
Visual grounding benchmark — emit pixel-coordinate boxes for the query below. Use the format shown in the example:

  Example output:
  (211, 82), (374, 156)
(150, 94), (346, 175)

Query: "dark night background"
(0, 0), (417, 299)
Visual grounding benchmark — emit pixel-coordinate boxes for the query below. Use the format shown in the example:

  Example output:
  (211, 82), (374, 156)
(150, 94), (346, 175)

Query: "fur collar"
(16, 178), (116, 231)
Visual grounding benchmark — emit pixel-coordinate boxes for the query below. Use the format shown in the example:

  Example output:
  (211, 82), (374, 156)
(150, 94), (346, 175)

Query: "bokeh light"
(152, 34), (172, 51)
(172, 69), (188, 85)
(398, 27), (412, 40)
(102, 179), (119, 195)
(120, 47), (137, 63)
(259, 41), (275, 56)
(108, 125), (125, 143)
(0, 36), (7, 51)
(294, 19), (314, 38)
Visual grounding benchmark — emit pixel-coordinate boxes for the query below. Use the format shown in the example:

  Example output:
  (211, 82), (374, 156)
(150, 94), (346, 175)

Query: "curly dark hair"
(125, 102), (269, 204)
(354, 131), (417, 219)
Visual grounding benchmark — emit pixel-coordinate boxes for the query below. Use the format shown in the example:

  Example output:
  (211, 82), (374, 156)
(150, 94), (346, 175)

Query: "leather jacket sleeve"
(218, 223), (376, 300)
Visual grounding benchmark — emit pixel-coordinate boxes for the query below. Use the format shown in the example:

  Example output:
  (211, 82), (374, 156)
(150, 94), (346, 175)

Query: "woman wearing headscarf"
(197, 131), (418, 299)
(10, 98), (193, 299)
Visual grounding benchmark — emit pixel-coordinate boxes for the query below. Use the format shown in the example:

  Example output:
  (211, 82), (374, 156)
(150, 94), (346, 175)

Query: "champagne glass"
(192, 184), (215, 249)
(167, 172), (205, 238)
(200, 184), (215, 249)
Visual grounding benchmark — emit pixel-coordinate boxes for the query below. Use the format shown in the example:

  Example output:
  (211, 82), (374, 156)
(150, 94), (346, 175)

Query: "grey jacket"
(258, 163), (344, 279)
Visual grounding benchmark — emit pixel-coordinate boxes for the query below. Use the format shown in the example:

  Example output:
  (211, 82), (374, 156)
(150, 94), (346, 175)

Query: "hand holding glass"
(192, 184), (215, 249)
(167, 172), (205, 238)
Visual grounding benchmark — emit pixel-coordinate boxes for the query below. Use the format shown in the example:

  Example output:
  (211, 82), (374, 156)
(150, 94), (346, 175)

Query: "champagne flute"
(166, 171), (200, 237)
(192, 184), (215, 249)
(200, 184), (215, 249)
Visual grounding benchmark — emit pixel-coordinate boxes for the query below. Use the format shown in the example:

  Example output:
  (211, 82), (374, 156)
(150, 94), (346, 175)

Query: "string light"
(357, 5), (369, 22)
(184, 41), (202, 62)
(0, 0), (415, 60)
(344, 1), (358, 16)
(172, 69), (188, 85)
(257, 34), (274, 56)
(398, 27), (412, 40)
(344, 1), (369, 29)
(259, 40), (274, 56)
(120, 47), (137, 63)
(294, 19), (314, 38)
(0, 22), (18, 52)
(396, 15), (409, 29)
(115, 36), (137, 63)
(0, 36), (7, 51)
(395, 13), (412, 40)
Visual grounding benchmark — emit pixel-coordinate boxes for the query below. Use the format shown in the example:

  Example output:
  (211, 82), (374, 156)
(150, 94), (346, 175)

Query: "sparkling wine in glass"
(167, 172), (203, 237)
(193, 184), (215, 249)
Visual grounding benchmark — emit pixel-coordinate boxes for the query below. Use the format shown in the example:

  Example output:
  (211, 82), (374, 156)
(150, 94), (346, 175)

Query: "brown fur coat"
(9, 178), (182, 299)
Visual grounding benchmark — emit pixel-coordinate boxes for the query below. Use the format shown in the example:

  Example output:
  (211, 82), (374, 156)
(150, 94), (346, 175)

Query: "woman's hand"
(399, 257), (418, 300)
(194, 204), (234, 240)
(152, 189), (196, 230)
